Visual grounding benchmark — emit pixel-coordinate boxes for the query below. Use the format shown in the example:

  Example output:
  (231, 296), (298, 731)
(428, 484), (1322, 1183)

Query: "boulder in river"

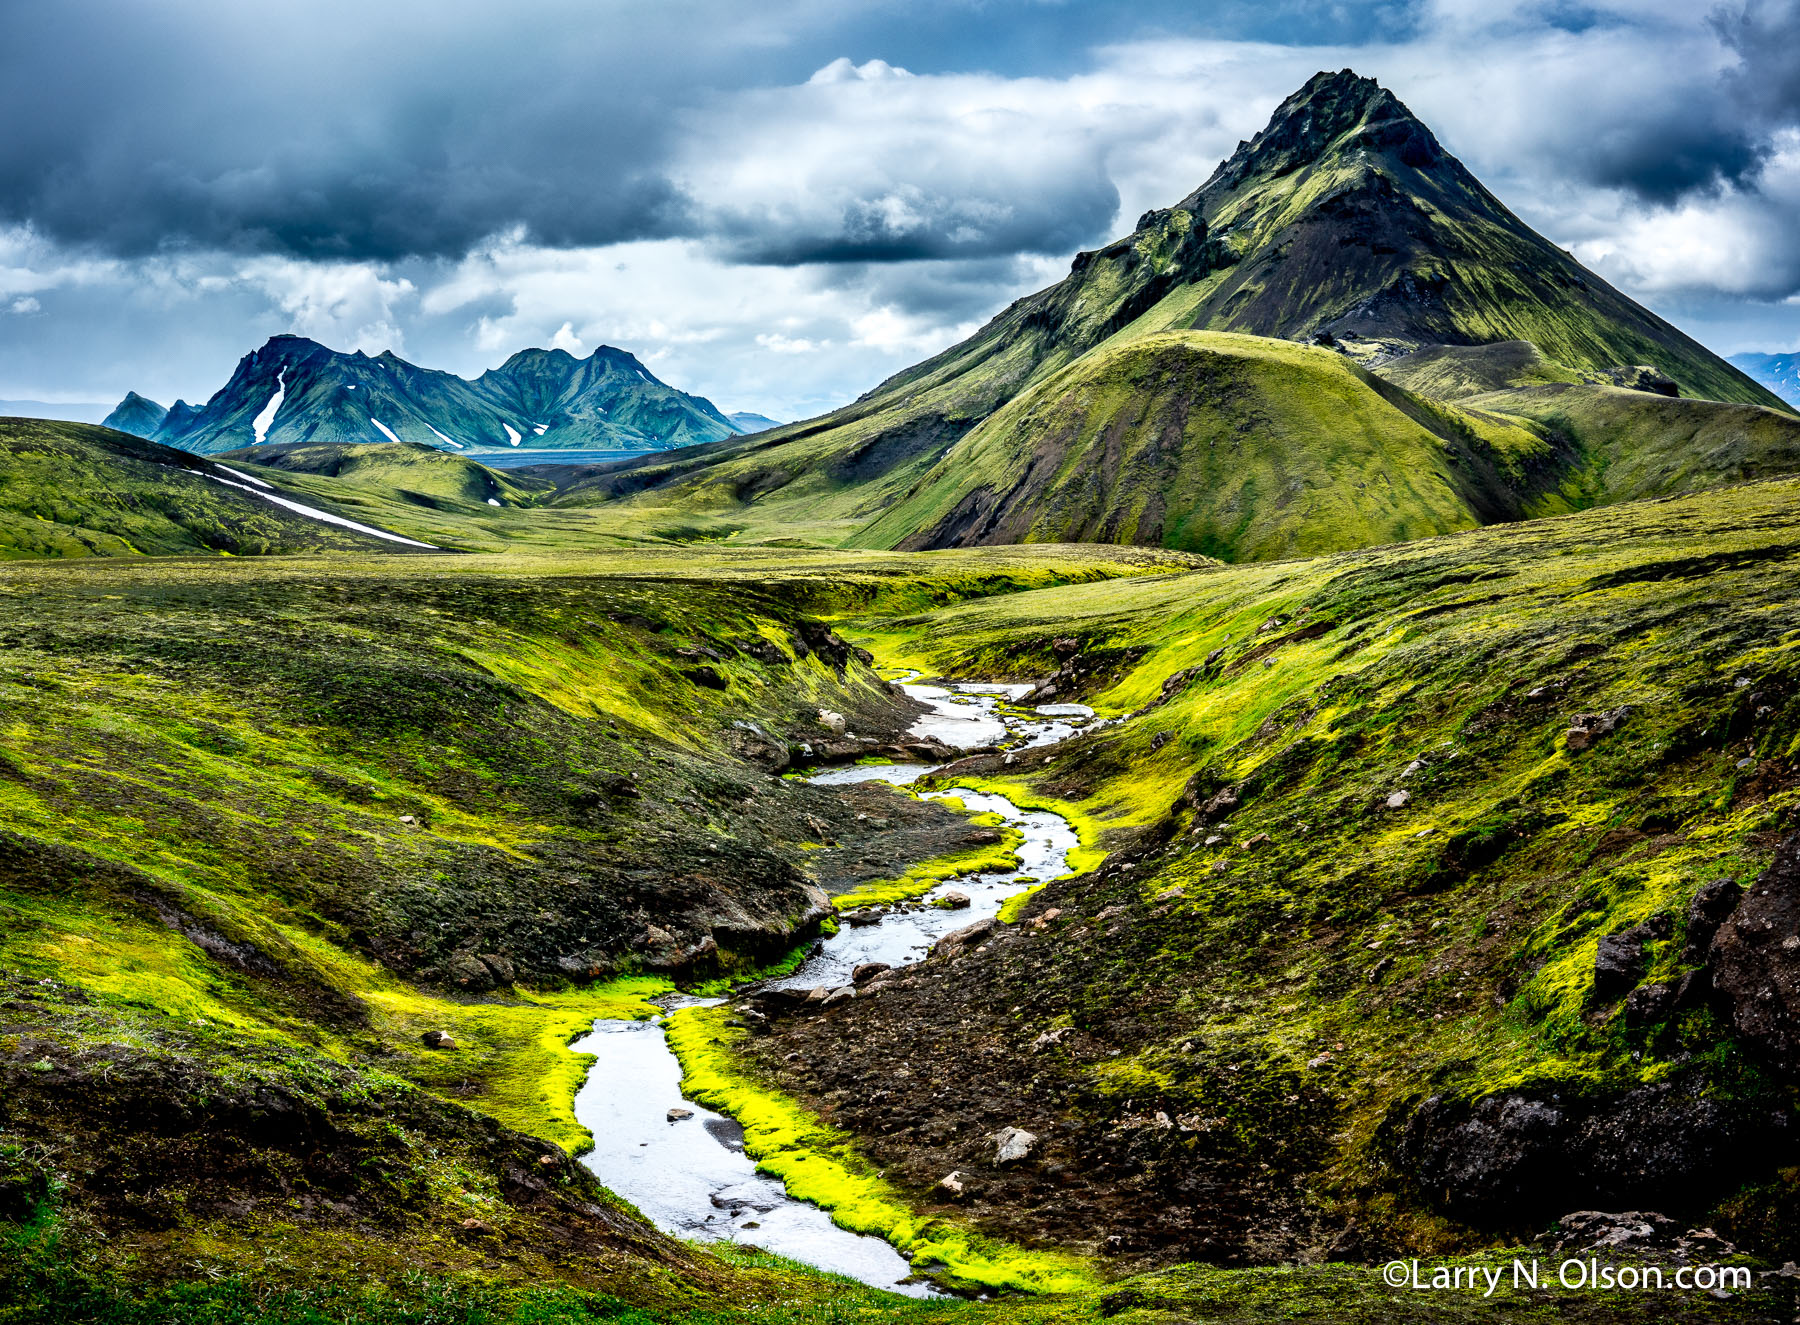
(851, 961), (891, 985)
(937, 890), (972, 910)
(667, 1107), (695, 1122)
(840, 909), (883, 927)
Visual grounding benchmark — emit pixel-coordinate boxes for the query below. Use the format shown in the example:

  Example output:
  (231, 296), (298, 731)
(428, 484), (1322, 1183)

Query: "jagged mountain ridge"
(124, 336), (740, 456)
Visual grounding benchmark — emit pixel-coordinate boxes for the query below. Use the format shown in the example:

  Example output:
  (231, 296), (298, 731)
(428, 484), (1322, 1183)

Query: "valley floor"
(4, 490), (1800, 1322)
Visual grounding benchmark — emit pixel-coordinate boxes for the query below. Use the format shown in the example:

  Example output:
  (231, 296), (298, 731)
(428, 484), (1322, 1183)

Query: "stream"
(571, 680), (1092, 1296)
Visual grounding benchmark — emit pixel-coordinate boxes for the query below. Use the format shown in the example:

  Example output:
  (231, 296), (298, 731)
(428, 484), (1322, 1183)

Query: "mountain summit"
(117, 336), (739, 456)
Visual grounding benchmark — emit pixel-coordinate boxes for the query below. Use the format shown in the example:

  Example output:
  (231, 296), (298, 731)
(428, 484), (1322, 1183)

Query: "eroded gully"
(570, 680), (1094, 1296)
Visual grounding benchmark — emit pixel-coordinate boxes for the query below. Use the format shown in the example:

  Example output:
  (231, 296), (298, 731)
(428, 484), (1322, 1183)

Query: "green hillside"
(853, 331), (1550, 559)
(221, 439), (557, 507)
(849, 333), (1800, 560)
(0, 417), (437, 557)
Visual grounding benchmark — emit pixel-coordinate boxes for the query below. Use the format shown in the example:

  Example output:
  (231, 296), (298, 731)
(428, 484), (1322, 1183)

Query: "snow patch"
(214, 464), (273, 490)
(503, 424), (522, 447)
(346, 384), (356, 390)
(369, 417), (403, 444)
(426, 425), (464, 449)
(486, 498), (501, 506)
(533, 424), (548, 436)
(251, 371), (285, 444)
(202, 473), (438, 548)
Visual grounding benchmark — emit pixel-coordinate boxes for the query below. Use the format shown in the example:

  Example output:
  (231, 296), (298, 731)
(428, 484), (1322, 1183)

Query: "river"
(570, 680), (1091, 1295)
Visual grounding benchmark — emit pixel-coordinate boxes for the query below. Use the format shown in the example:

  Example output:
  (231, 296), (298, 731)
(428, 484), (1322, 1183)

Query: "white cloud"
(549, 320), (584, 352)
(6, 296), (40, 315)
(236, 258), (416, 355)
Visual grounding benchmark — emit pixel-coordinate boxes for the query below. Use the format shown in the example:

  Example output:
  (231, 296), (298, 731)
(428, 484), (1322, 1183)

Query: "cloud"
(6, 296), (39, 315)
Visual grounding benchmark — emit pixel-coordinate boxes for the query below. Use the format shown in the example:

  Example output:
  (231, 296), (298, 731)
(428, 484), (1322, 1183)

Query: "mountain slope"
(854, 331), (1553, 560)
(0, 419), (438, 556)
(568, 69), (1787, 551)
(143, 335), (738, 456)
(1732, 351), (1800, 408)
(100, 390), (168, 437)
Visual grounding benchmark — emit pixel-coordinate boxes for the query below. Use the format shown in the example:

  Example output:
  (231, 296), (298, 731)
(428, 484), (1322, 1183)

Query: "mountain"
(567, 69), (1793, 556)
(729, 411), (783, 434)
(0, 398), (113, 424)
(0, 418), (437, 556)
(100, 390), (169, 437)
(1732, 351), (1800, 407)
(136, 336), (739, 456)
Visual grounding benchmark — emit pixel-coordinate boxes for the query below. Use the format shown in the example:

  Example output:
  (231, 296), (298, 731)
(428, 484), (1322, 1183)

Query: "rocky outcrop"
(1710, 835), (1800, 1058)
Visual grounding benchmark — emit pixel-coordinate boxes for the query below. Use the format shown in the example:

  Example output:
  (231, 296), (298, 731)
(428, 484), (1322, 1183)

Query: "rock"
(1543, 1210), (1680, 1252)
(1155, 887), (1185, 902)
(934, 916), (998, 956)
(1031, 1027), (1069, 1053)
(1607, 364), (1680, 397)
(1402, 760), (1425, 778)
(839, 909), (883, 927)
(443, 952), (495, 992)
(478, 953), (515, 985)
(1150, 730), (1173, 751)
(851, 962), (891, 985)
(1565, 709), (1628, 751)
(817, 709), (847, 734)
(1241, 832), (1272, 851)
(1052, 637), (1080, 657)
(686, 666), (729, 690)
(1710, 833), (1800, 1057)
(1593, 929), (1648, 1001)
(1385, 790), (1411, 809)
(643, 925), (676, 948)
(960, 828), (1003, 846)
(1623, 971), (1708, 1027)
(459, 1217), (494, 1233)
(667, 1107), (695, 1122)
(990, 1125), (1038, 1165)
(939, 890), (971, 910)
(420, 1030), (457, 1050)
(803, 987), (832, 1003)
(1684, 878), (1743, 962)
(936, 1171), (969, 1201)
(710, 1181), (780, 1213)
(822, 986), (855, 1007)
(1183, 782), (1239, 822)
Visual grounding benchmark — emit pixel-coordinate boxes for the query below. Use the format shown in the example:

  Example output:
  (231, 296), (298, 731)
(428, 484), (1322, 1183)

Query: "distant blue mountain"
(112, 335), (740, 456)
(1730, 352), (1800, 409)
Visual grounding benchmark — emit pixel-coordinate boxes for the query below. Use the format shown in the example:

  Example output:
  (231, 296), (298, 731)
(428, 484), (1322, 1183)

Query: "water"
(473, 448), (674, 469)
(573, 680), (1095, 1295)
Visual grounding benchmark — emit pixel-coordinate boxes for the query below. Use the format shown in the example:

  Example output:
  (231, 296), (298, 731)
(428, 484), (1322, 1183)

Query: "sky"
(2, 0), (1798, 420)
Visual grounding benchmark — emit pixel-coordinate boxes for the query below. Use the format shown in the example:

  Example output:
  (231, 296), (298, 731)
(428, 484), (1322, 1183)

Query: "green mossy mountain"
(134, 335), (739, 456)
(571, 70), (1790, 555)
(221, 439), (557, 507)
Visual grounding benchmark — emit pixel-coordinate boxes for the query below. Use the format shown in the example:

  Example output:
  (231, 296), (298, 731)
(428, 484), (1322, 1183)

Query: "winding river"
(571, 680), (1091, 1296)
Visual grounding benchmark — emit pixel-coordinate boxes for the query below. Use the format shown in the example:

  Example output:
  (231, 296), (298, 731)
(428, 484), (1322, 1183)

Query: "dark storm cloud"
(0, 0), (1418, 266)
(1565, 0), (1800, 202)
